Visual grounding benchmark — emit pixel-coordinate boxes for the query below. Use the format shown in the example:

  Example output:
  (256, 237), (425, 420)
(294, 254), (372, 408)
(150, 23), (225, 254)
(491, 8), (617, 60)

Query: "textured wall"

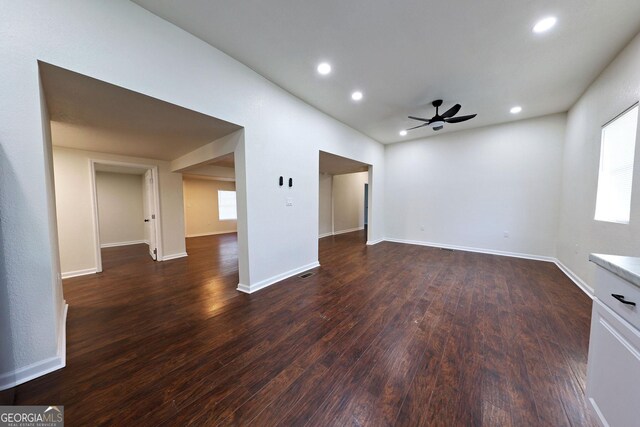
(557, 31), (640, 291)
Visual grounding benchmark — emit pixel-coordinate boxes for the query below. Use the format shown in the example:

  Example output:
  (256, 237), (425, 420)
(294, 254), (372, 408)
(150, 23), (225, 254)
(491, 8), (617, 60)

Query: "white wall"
(557, 32), (640, 292)
(96, 172), (145, 246)
(333, 172), (368, 234)
(318, 173), (333, 237)
(0, 0), (384, 381)
(183, 177), (237, 237)
(385, 114), (566, 258)
(53, 147), (186, 276)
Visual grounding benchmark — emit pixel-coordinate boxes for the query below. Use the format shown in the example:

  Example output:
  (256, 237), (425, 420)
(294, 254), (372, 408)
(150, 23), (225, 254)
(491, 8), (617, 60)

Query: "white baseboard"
(237, 261), (321, 294)
(366, 238), (384, 246)
(61, 268), (97, 279)
(186, 231), (237, 238)
(100, 240), (147, 248)
(384, 237), (594, 298)
(333, 227), (364, 236)
(58, 302), (68, 367)
(0, 302), (67, 391)
(236, 283), (251, 293)
(162, 252), (188, 261)
(384, 238), (555, 263)
(554, 259), (594, 298)
(588, 398), (607, 427)
(0, 356), (63, 391)
(318, 232), (334, 239)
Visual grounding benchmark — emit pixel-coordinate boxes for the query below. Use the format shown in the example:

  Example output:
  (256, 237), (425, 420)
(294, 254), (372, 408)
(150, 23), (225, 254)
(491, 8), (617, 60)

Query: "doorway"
(40, 61), (248, 284)
(364, 183), (369, 229)
(318, 151), (372, 245)
(90, 160), (162, 272)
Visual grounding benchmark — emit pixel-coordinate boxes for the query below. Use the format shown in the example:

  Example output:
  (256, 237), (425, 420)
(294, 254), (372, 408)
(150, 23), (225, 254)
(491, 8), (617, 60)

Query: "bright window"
(218, 190), (237, 221)
(594, 105), (639, 224)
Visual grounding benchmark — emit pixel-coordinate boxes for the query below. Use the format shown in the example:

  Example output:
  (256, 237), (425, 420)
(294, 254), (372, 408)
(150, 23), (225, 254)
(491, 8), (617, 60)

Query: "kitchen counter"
(589, 253), (640, 289)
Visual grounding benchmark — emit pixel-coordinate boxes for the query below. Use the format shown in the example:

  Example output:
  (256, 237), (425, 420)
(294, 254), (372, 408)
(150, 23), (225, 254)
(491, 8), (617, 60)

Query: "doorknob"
(144, 219), (150, 222)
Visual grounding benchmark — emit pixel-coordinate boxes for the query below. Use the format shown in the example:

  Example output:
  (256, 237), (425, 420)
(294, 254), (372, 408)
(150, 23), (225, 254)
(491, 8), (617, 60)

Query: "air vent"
(440, 248), (454, 252)
(299, 272), (315, 279)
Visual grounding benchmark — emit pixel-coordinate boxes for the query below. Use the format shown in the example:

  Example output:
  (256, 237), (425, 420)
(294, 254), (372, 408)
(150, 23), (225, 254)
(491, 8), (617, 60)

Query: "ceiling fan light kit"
(406, 99), (477, 133)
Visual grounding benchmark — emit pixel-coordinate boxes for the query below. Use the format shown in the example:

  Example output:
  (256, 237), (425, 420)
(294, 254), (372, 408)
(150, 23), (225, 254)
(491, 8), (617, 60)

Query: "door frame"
(89, 159), (163, 272)
(318, 150), (373, 244)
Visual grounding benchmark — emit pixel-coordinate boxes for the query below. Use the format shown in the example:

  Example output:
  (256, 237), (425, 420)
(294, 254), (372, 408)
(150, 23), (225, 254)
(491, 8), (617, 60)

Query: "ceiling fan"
(407, 100), (477, 132)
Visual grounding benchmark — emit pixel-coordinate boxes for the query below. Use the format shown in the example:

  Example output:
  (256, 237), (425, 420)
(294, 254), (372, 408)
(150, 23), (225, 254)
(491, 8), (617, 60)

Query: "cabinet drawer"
(595, 267), (640, 331)
(587, 300), (640, 427)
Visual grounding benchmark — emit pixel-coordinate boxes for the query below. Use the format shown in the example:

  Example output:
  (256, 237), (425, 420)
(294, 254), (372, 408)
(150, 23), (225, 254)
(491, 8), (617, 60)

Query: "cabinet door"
(587, 300), (640, 427)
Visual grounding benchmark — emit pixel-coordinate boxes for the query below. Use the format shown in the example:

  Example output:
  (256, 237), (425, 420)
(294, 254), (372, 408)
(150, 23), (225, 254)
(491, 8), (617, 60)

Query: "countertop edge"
(589, 253), (640, 289)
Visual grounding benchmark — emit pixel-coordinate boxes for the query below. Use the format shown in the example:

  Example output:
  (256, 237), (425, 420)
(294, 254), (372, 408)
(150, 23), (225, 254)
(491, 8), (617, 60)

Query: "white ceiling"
(320, 151), (369, 175)
(132, 0), (640, 143)
(40, 63), (242, 161)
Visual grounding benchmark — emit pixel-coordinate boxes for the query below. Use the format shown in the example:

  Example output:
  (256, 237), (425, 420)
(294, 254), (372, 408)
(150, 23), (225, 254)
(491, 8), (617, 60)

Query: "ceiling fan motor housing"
(406, 99), (477, 132)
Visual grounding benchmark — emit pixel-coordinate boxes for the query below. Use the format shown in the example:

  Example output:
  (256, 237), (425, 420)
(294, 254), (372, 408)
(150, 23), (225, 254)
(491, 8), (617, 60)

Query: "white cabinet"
(587, 265), (640, 427)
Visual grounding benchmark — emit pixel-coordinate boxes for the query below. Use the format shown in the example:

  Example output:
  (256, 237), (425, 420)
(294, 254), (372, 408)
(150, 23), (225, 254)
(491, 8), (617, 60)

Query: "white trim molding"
(384, 238), (555, 262)
(61, 268), (97, 279)
(366, 238), (384, 246)
(100, 240), (147, 248)
(161, 252), (188, 261)
(237, 261), (321, 294)
(318, 232), (334, 239)
(554, 260), (595, 298)
(236, 283), (251, 293)
(89, 159), (164, 271)
(383, 237), (594, 299)
(186, 231), (237, 238)
(0, 357), (63, 391)
(0, 302), (67, 391)
(333, 227), (364, 236)
(58, 302), (68, 367)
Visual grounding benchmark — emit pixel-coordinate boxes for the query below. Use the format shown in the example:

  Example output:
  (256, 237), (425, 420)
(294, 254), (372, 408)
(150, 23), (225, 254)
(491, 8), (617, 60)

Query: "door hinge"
(152, 214), (156, 219)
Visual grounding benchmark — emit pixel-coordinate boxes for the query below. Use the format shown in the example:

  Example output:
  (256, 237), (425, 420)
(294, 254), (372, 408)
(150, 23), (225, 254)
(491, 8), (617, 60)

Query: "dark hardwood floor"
(4, 231), (597, 426)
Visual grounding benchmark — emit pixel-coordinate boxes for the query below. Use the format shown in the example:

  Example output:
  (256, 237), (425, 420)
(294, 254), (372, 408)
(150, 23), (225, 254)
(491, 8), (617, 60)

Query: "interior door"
(143, 170), (157, 260)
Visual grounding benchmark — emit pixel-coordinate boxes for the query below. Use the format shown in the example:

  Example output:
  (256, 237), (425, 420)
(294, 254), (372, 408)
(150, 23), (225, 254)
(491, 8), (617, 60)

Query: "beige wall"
(96, 172), (145, 246)
(183, 177), (237, 237)
(53, 146), (186, 276)
(319, 171), (368, 236)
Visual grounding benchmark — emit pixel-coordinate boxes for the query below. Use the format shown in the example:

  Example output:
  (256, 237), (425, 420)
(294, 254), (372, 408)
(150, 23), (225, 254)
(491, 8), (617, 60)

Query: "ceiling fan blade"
(440, 104), (461, 118)
(433, 126), (444, 131)
(406, 123), (429, 131)
(445, 114), (477, 123)
(408, 116), (432, 123)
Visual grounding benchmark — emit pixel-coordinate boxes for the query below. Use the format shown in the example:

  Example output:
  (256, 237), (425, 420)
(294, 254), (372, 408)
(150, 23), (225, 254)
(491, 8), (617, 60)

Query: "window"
(594, 104), (639, 224)
(218, 190), (237, 220)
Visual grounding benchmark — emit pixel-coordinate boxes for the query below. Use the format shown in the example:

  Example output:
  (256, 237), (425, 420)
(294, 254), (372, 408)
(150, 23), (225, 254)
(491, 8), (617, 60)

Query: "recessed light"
(317, 62), (332, 75)
(510, 106), (522, 114)
(351, 91), (363, 101)
(399, 130), (407, 136)
(533, 16), (557, 33)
